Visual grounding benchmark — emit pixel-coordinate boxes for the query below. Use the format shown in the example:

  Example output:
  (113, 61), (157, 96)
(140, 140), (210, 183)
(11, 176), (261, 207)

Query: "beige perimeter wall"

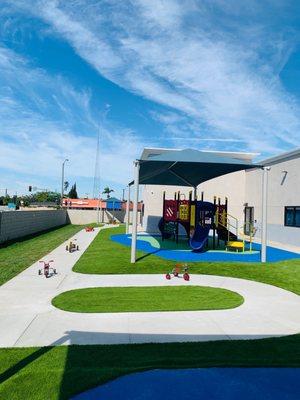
(66, 209), (141, 225)
(66, 210), (110, 225)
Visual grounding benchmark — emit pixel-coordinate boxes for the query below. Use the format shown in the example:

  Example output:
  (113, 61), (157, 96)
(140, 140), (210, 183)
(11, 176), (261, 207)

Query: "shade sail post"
(125, 185), (130, 234)
(261, 166), (270, 263)
(194, 186), (197, 200)
(130, 161), (140, 264)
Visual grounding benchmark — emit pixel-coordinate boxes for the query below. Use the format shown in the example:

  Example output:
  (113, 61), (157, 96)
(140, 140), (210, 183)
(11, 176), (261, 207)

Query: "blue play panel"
(111, 233), (300, 262)
(72, 368), (300, 399)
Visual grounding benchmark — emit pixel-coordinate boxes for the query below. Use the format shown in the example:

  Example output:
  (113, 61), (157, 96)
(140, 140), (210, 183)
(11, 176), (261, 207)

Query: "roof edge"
(260, 148), (300, 166)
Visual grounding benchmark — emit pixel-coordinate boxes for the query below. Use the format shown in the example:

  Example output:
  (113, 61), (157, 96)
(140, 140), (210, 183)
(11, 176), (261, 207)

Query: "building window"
(284, 207), (300, 227)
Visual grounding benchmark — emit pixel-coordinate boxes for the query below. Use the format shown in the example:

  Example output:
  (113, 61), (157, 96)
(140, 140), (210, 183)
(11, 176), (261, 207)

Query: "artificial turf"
(52, 285), (244, 313)
(0, 224), (299, 399)
(0, 224), (84, 286)
(0, 335), (300, 400)
(73, 226), (300, 295)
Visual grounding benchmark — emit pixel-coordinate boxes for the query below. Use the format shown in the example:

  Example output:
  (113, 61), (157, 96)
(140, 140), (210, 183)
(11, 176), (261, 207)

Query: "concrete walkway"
(0, 226), (299, 347)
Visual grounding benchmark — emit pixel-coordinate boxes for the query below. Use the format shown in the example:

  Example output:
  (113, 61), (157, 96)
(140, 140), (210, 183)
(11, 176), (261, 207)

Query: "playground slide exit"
(189, 225), (210, 251)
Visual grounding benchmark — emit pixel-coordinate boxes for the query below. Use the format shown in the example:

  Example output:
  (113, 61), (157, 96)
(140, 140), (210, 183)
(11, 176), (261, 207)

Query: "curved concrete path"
(0, 226), (299, 347)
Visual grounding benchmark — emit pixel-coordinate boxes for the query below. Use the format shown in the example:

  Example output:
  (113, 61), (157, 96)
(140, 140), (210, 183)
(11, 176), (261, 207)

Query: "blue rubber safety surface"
(72, 368), (300, 400)
(111, 234), (300, 262)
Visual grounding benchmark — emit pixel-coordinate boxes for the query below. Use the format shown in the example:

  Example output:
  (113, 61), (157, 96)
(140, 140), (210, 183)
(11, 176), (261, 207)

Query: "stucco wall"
(66, 209), (110, 225)
(66, 209), (140, 225)
(196, 170), (246, 223)
(245, 157), (300, 247)
(0, 210), (67, 244)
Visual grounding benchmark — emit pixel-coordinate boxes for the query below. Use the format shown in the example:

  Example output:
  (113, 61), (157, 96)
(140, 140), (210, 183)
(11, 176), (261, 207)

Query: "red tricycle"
(166, 263), (190, 281)
(85, 226), (94, 232)
(38, 260), (57, 278)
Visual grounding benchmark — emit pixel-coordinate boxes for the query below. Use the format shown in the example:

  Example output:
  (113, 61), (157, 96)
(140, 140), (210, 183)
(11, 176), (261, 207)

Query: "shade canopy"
(131, 149), (261, 187)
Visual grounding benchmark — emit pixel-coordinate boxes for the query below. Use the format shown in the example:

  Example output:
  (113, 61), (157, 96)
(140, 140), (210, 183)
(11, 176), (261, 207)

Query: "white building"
(140, 147), (300, 252)
(245, 149), (300, 249)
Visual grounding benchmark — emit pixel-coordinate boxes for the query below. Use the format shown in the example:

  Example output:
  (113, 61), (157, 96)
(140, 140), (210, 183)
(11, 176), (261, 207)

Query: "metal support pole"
(61, 165), (65, 202)
(213, 196), (216, 249)
(126, 185), (130, 234)
(162, 191), (166, 242)
(130, 161), (140, 264)
(61, 159), (69, 206)
(194, 187), (197, 200)
(96, 194), (101, 224)
(261, 167), (270, 263)
(100, 197), (103, 223)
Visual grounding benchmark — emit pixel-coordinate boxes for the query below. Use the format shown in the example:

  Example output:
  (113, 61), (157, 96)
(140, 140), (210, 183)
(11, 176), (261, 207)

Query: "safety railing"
(215, 210), (238, 243)
(239, 222), (254, 252)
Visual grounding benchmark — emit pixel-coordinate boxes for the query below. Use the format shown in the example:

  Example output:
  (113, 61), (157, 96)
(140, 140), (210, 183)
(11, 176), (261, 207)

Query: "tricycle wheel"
(38, 269), (41, 275)
(76, 245), (79, 250)
(165, 273), (171, 280)
(183, 273), (190, 281)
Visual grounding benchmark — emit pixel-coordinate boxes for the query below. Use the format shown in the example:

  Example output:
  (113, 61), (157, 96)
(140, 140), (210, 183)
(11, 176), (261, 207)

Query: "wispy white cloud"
(6, 0), (299, 156)
(0, 45), (142, 194)
(1, 0), (300, 196)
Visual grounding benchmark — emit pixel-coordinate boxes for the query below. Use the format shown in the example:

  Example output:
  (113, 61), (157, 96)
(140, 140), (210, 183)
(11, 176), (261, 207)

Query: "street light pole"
(261, 166), (270, 262)
(61, 159), (69, 206)
(97, 190), (101, 225)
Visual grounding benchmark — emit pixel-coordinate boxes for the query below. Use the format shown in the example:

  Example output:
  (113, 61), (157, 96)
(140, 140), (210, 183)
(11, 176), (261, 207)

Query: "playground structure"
(158, 191), (253, 253)
(38, 260), (57, 278)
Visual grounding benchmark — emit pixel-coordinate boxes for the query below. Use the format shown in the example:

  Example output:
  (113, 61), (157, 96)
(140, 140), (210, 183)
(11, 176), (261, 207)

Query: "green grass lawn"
(1, 224), (299, 399)
(74, 226), (300, 295)
(52, 285), (244, 313)
(0, 335), (300, 400)
(0, 224), (84, 286)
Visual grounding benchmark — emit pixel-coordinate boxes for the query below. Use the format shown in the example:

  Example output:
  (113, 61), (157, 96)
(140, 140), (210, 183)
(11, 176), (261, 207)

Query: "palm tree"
(102, 187), (114, 199)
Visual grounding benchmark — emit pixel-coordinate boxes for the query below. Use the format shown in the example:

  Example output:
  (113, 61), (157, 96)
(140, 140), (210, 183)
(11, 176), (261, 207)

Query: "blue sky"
(1, 0), (300, 198)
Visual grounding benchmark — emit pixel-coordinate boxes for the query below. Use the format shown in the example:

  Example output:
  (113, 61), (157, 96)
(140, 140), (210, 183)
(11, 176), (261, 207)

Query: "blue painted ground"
(111, 234), (300, 262)
(72, 368), (300, 399)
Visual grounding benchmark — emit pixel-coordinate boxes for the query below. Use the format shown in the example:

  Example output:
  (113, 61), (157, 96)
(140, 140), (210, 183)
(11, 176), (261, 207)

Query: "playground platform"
(111, 233), (300, 262)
